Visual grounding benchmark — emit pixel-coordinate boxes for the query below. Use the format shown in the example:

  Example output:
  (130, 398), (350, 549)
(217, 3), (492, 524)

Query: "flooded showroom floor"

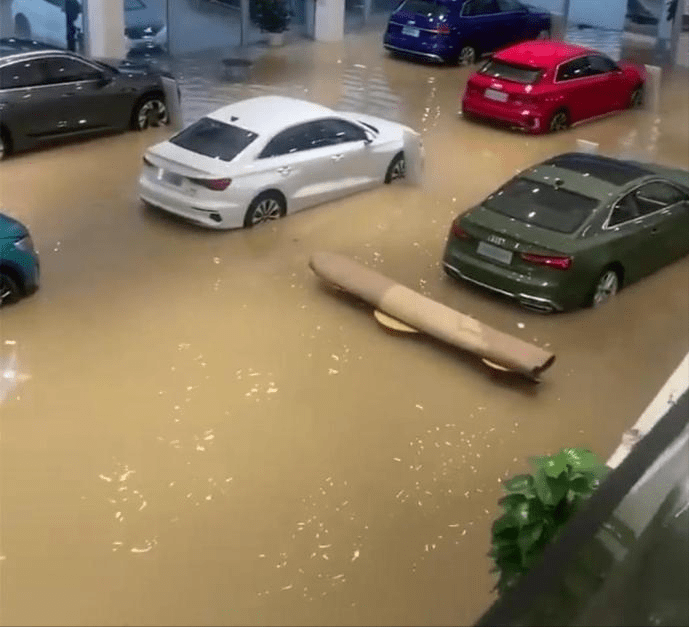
(1, 31), (688, 626)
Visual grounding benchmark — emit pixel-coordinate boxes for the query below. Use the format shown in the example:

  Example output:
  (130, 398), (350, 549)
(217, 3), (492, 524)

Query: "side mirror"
(96, 72), (113, 87)
(363, 130), (374, 145)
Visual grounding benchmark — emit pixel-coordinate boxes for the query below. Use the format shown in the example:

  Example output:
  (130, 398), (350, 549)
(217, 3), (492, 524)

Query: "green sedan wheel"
(591, 269), (620, 308)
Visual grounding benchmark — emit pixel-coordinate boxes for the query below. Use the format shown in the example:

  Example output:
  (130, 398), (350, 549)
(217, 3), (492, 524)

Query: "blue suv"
(0, 213), (39, 306)
(384, 0), (551, 65)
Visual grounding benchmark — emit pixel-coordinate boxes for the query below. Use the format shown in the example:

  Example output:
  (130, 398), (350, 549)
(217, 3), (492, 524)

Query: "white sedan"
(139, 96), (423, 229)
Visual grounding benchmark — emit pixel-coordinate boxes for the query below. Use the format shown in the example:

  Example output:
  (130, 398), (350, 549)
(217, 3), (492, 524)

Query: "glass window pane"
(170, 117), (258, 161)
(480, 60), (543, 83)
(0, 61), (43, 89)
(484, 177), (599, 233)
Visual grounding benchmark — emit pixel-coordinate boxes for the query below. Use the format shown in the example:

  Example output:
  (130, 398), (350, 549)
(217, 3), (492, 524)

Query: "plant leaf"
(502, 474), (535, 497)
(561, 448), (604, 473)
(541, 450), (570, 478)
(498, 493), (528, 510)
(534, 468), (568, 507)
(517, 522), (544, 561)
(492, 514), (519, 537)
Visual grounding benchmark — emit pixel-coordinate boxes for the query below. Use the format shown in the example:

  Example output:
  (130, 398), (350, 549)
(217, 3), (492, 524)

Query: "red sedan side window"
(556, 57), (588, 82)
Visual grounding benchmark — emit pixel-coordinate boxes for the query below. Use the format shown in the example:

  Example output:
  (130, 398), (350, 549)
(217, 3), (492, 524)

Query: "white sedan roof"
(207, 96), (337, 136)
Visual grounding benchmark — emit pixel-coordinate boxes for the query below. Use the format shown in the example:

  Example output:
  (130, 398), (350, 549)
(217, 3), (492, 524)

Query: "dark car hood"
(0, 213), (28, 240)
(95, 57), (156, 74)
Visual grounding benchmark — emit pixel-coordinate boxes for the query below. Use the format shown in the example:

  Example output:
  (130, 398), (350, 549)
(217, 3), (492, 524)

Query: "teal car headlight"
(13, 235), (34, 252)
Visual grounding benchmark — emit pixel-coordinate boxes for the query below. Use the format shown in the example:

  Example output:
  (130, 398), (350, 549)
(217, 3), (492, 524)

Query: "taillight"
(520, 252), (572, 270)
(451, 222), (471, 240)
(190, 178), (232, 191)
(435, 24), (450, 35)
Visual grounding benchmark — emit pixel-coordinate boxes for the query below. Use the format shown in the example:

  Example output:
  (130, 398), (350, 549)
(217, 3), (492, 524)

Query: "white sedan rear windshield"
(170, 117), (257, 162)
(480, 60), (543, 84)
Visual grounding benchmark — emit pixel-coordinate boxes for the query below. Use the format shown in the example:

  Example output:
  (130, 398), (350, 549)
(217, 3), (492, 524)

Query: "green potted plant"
(250, 0), (291, 47)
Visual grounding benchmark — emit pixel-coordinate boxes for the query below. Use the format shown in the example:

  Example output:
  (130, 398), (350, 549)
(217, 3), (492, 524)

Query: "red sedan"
(461, 41), (645, 134)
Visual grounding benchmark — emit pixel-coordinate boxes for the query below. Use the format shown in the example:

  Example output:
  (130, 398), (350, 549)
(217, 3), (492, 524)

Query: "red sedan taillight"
(189, 177), (232, 191)
(451, 222), (471, 240)
(520, 252), (572, 270)
(434, 24), (450, 35)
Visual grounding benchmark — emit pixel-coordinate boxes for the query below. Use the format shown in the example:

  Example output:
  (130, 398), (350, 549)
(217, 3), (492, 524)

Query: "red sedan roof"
(493, 40), (592, 68)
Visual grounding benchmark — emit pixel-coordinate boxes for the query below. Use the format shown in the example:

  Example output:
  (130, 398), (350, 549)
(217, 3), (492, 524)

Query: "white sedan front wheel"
(384, 152), (406, 184)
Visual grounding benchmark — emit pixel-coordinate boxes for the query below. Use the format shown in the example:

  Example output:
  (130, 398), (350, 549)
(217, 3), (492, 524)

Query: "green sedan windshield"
(484, 177), (599, 234)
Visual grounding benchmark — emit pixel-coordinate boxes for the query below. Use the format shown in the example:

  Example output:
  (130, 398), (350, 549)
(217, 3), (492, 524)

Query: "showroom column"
(85, 0), (126, 58)
(314, 0), (345, 41)
(0, 0), (12, 38)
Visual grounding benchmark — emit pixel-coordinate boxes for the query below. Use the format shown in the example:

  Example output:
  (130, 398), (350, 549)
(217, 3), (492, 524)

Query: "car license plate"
(402, 26), (420, 37)
(477, 241), (513, 265)
(159, 169), (183, 186)
(484, 88), (508, 103)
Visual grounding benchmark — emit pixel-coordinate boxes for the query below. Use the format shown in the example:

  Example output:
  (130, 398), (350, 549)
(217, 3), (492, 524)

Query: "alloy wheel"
(390, 157), (406, 181)
(459, 46), (476, 66)
(630, 87), (644, 108)
(138, 99), (168, 130)
(0, 274), (18, 305)
(549, 111), (569, 132)
(251, 199), (282, 225)
(592, 270), (619, 307)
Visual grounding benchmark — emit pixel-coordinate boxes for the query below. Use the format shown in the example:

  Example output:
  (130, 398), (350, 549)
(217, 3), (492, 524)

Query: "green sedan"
(443, 153), (689, 312)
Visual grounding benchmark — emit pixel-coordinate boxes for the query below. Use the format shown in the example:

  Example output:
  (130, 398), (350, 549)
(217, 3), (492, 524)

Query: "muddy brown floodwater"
(1, 31), (688, 627)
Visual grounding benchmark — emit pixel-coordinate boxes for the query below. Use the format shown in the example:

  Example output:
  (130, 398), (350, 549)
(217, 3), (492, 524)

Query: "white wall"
(86, 0), (126, 58)
(315, 0), (345, 41)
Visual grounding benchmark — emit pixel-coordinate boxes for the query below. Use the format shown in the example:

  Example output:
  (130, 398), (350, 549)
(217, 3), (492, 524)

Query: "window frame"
(585, 54), (619, 76)
(554, 55), (592, 83)
(461, 0), (500, 17)
(258, 118), (368, 159)
(38, 55), (105, 85)
(496, 0), (524, 14)
(0, 59), (45, 90)
(603, 180), (689, 230)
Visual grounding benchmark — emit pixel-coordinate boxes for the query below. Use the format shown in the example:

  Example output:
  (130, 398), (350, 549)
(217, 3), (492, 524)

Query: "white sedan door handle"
(331, 154), (344, 162)
(277, 166), (291, 175)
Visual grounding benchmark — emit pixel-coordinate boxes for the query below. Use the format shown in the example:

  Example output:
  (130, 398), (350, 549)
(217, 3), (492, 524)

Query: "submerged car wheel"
(244, 191), (286, 228)
(549, 109), (570, 133)
(591, 268), (620, 308)
(459, 45), (476, 66)
(132, 95), (168, 130)
(384, 152), (406, 183)
(0, 272), (21, 306)
(630, 84), (644, 108)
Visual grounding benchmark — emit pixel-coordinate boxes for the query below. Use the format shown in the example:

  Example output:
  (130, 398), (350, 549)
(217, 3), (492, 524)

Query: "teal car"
(443, 153), (689, 312)
(0, 213), (39, 306)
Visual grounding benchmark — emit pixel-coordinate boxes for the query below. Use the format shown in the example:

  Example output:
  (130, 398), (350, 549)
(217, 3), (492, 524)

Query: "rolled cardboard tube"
(309, 252), (555, 380)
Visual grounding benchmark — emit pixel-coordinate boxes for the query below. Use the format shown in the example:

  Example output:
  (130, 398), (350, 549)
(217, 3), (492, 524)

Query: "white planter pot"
(268, 32), (284, 47)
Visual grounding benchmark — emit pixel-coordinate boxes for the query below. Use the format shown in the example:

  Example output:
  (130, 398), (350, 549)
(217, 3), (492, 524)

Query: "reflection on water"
(0, 27), (687, 627)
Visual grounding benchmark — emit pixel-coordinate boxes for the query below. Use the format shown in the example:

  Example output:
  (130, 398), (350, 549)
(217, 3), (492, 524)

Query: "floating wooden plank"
(309, 252), (555, 381)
